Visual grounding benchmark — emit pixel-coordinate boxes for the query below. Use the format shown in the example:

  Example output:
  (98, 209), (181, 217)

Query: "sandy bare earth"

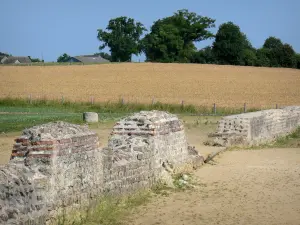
(126, 148), (300, 225)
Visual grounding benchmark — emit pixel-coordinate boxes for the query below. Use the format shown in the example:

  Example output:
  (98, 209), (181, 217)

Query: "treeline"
(96, 9), (300, 69)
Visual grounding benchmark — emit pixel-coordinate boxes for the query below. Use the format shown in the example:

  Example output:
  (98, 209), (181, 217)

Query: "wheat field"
(0, 63), (300, 108)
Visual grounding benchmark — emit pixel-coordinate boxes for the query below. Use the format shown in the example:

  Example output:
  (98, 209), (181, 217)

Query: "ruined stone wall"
(212, 106), (300, 147)
(103, 111), (202, 194)
(1, 122), (103, 225)
(0, 111), (203, 224)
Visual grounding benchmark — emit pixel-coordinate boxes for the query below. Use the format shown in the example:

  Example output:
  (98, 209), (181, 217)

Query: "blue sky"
(1, 0), (299, 62)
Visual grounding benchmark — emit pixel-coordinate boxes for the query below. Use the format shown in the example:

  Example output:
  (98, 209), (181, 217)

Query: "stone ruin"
(210, 106), (300, 146)
(0, 111), (203, 225)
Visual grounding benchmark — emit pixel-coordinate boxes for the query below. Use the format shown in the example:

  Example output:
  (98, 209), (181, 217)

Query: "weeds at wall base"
(54, 173), (197, 225)
(227, 127), (300, 151)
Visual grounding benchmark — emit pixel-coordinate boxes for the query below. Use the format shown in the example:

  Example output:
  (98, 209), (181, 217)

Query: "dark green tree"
(278, 44), (297, 68)
(28, 56), (43, 63)
(191, 46), (216, 64)
(255, 48), (271, 67)
(262, 37), (283, 67)
(142, 9), (215, 62)
(57, 53), (71, 62)
(243, 49), (257, 66)
(212, 22), (253, 65)
(295, 54), (300, 69)
(263, 36), (283, 49)
(97, 17), (146, 62)
(94, 52), (112, 61)
(0, 52), (9, 57)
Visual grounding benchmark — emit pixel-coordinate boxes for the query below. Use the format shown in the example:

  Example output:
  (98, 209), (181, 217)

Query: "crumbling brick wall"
(1, 122), (103, 225)
(0, 111), (203, 224)
(211, 106), (300, 146)
(103, 111), (203, 194)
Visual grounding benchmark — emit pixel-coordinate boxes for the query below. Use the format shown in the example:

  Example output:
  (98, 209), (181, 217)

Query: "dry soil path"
(126, 148), (300, 225)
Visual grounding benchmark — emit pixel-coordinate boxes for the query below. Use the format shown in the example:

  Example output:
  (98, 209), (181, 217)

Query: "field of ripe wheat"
(0, 63), (300, 108)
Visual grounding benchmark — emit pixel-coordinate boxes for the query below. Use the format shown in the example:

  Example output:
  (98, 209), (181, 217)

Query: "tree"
(262, 37), (283, 67)
(57, 53), (71, 62)
(28, 56), (43, 63)
(278, 44), (297, 68)
(255, 48), (271, 67)
(94, 52), (112, 61)
(263, 36), (283, 49)
(0, 52), (9, 57)
(295, 54), (300, 69)
(212, 22), (252, 65)
(97, 17), (146, 62)
(191, 46), (216, 64)
(243, 49), (257, 66)
(142, 9), (215, 62)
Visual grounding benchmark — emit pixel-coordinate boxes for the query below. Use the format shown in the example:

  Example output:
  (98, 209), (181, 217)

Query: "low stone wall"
(0, 111), (203, 225)
(211, 106), (300, 147)
(103, 111), (202, 194)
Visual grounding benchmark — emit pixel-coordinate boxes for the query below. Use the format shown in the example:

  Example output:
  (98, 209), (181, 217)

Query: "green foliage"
(0, 52), (9, 56)
(260, 37), (298, 68)
(57, 53), (71, 62)
(94, 52), (112, 61)
(97, 17), (146, 62)
(28, 56), (43, 63)
(142, 9), (215, 63)
(212, 22), (252, 65)
(255, 48), (271, 67)
(243, 49), (257, 66)
(191, 46), (216, 64)
(278, 44), (297, 68)
(296, 54), (300, 69)
(263, 36), (283, 49)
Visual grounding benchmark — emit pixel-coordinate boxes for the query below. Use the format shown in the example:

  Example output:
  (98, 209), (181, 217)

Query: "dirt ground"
(126, 148), (300, 225)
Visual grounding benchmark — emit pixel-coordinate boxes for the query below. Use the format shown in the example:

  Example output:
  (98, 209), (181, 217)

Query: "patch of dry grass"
(1, 63), (299, 107)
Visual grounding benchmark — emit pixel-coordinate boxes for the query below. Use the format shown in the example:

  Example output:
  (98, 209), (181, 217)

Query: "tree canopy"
(57, 53), (71, 62)
(97, 17), (146, 62)
(142, 9), (215, 62)
(212, 22), (253, 65)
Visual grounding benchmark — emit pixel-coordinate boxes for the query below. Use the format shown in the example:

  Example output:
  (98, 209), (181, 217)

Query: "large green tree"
(262, 36), (283, 67)
(212, 22), (253, 65)
(97, 17), (146, 62)
(142, 9), (215, 62)
(57, 53), (71, 62)
(278, 44), (297, 68)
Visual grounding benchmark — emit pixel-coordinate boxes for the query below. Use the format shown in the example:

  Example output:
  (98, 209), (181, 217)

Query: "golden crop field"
(0, 63), (300, 108)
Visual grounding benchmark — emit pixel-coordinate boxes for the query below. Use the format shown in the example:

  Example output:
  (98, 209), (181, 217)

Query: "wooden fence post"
(91, 96), (94, 105)
(213, 103), (216, 115)
(61, 95), (64, 104)
(28, 94), (32, 104)
(276, 104), (278, 109)
(181, 100), (184, 108)
(244, 103), (247, 113)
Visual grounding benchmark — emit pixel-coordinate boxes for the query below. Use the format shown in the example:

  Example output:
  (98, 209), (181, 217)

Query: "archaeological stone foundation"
(211, 106), (300, 146)
(1, 107), (300, 224)
(0, 111), (203, 225)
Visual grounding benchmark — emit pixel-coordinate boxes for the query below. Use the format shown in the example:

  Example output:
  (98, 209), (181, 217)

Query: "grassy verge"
(0, 97), (261, 133)
(56, 173), (196, 225)
(0, 97), (260, 115)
